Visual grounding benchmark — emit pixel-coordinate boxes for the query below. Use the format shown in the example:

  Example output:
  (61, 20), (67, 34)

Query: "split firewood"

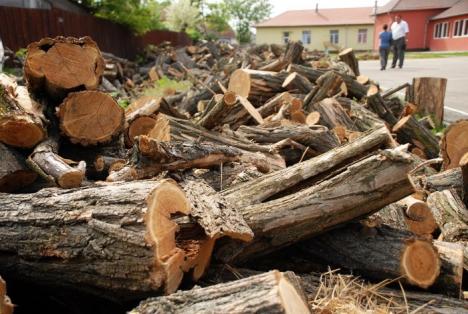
(0, 179), (252, 297)
(338, 48), (360, 76)
(0, 73), (47, 148)
(57, 91), (124, 146)
(27, 136), (85, 189)
(303, 71), (344, 109)
(24, 36), (104, 99)
(440, 119), (468, 169)
(0, 277), (13, 314)
(130, 270), (310, 314)
(217, 146), (416, 262)
(309, 98), (357, 131)
(260, 40), (304, 72)
(0, 143), (37, 192)
(412, 77), (447, 126)
(298, 223), (463, 296)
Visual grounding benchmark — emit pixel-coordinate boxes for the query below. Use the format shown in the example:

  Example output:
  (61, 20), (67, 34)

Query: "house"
(255, 6), (375, 51)
(0, 0), (88, 14)
(374, 0), (468, 51)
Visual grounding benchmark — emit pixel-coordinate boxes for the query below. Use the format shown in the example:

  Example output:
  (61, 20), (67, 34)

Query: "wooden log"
(217, 146), (416, 262)
(366, 87), (398, 125)
(303, 71), (344, 110)
(58, 91), (124, 146)
(461, 153), (468, 205)
(260, 41), (304, 72)
(282, 72), (314, 94)
(0, 143), (37, 192)
(424, 168), (463, 195)
(440, 119), (468, 170)
(0, 277), (13, 314)
(27, 136), (84, 189)
(0, 179), (250, 297)
(179, 77), (226, 115)
(310, 98), (356, 131)
(412, 77), (447, 125)
(222, 126), (393, 208)
(335, 97), (385, 131)
(228, 69), (287, 103)
(0, 73), (46, 148)
(196, 92), (237, 129)
(392, 115), (440, 159)
(130, 270), (310, 314)
(24, 36), (104, 99)
(338, 48), (360, 76)
(235, 124), (340, 154)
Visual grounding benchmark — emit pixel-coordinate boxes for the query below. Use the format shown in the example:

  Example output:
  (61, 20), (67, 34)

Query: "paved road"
(360, 57), (468, 123)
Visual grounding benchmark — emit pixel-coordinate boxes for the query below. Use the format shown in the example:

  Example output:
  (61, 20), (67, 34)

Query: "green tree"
(222, 0), (272, 43)
(165, 0), (200, 32)
(206, 2), (231, 33)
(70, 0), (165, 34)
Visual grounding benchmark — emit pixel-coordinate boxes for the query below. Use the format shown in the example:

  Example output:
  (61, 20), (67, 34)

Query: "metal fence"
(0, 6), (191, 59)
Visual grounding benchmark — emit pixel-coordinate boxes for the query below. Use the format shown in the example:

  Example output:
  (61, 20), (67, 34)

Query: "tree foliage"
(70, 0), (165, 34)
(222, 0), (272, 43)
(164, 0), (200, 32)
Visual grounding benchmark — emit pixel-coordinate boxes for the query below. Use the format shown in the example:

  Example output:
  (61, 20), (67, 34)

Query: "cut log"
(179, 77), (226, 115)
(424, 167), (463, 195)
(338, 48), (360, 76)
(228, 69), (287, 103)
(412, 77), (447, 125)
(0, 143), (37, 192)
(303, 71), (344, 110)
(305, 111), (320, 126)
(309, 98), (357, 131)
(461, 153), (468, 205)
(392, 115), (440, 159)
(0, 73), (46, 148)
(217, 146), (416, 262)
(58, 91), (124, 146)
(440, 119), (468, 170)
(0, 277), (13, 314)
(0, 179), (249, 297)
(335, 97), (385, 131)
(130, 270), (311, 314)
(27, 136), (84, 189)
(260, 41), (304, 72)
(299, 224), (440, 289)
(222, 126), (393, 208)
(196, 92), (237, 129)
(24, 36), (104, 98)
(282, 72), (314, 94)
(366, 87), (398, 125)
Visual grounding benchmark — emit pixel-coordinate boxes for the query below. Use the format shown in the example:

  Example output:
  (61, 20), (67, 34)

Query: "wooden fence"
(0, 6), (191, 59)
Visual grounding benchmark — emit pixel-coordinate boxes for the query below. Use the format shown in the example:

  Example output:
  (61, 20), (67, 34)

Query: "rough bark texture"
(58, 91), (124, 146)
(338, 48), (360, 76)
(260, 41), (304, 72)
(310, 98), (357, 131)
(424, 167), (463, 195)
(366, 88), (398, 125)
(282, 72), (314, 94)
(336, 97), (385, 132)
(0, 142), (37, 192)
(440, 119), (468, 170)
(24, 36), (104, 99)
(303, 71), (344, 110)
(217, 147), (416, 262)
(222, 126), (393, 208)
(130, 270), (311, 314)
(0, 73), (47, 148)
(412, 77), (447, 125)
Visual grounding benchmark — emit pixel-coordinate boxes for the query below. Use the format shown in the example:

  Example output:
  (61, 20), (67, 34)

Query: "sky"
(268, 0), (392, 16)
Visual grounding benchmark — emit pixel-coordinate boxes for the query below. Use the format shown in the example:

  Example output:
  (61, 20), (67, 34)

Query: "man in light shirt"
(390, 15), (409, 68)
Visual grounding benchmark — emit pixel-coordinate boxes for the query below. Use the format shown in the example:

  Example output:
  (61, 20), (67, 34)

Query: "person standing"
(391, 15), (409, 68)
(379, 24), (392, 70)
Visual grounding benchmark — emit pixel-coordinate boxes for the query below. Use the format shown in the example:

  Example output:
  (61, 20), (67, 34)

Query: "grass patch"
(406, 51), (468, 59)
(143, 76), (192, 97)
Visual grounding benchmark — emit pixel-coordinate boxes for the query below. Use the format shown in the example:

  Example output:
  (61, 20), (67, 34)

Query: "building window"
(465, 19), (468, 36)
(302, 31), (311, 44)
(330, 30), (339, 44)
(434, 22), (449, 39)
(357, 29), (368, 44)
(454, 19), (468, 37)
(283, 32), (290, 44)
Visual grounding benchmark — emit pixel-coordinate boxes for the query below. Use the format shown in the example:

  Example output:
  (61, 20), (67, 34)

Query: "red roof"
(431, 0), (468, 19)
(375, 0), (459, 14)
(256, 7), (374, 28)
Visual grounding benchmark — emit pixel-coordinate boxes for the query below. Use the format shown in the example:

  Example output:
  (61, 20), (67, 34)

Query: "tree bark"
(58, 91), (124, 146)
(412, 77), (447, 126)
(366, 87), (398, 125)
(309, 98), (357, 131)
(217, 147), (416, 262)
(260, 41), (304, 72)
(0, 73), (47, 148)
(0, 143), (37, 192)
(0, 179), (250, 298)
(303, 71), (344, 110)
(222, 126), (393, 208)
(24, 36), (104, 99)
(338, 48), (360, 76)
(179, 77), (226, 115)
(335, 97), (385, 131)
(282, 72), (314, 94)
(440, 119), (468, 170)
(130, 270), (311, 314)
(423, 167), (463, 195)
(196, 92), (238, 129)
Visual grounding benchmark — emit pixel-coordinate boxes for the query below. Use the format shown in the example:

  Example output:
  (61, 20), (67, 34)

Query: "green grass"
(143, 76), (192, 97)
(405, 51), (468, 59)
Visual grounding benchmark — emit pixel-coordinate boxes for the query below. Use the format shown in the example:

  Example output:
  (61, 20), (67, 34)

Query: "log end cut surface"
(59, 91), (124, 145)
(0, 119), (45, 148)
(401, 239), (440, 288)
(228, 69), (251, 98)
(128, 116), (157, 145)
(441, 119), (468, 170)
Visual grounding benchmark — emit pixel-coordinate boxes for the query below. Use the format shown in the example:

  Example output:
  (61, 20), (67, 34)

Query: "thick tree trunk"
(24, 36), (104, 99)
(412, 77), (447, 125)
(217, 147), (415, 262)
(130, 270), (310, 314)
(0, 143), (37, 192)
(222, 126), (393, 208)
(440, 119), (468, 170)
(0, 277), (13, 314)
(0, 179), (250, 298)
(58, 91), (124, 146)
(338, 48), (360, 76)
(0, 73), (47, 148)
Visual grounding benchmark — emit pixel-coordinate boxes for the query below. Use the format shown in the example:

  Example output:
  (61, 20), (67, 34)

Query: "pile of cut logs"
(1, 36), (468, 314)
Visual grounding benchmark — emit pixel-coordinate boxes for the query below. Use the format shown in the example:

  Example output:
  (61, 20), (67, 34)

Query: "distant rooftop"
(256, 7), (374, 28)
(431, 0), (468, 20)
(375, 0), (459, 14)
